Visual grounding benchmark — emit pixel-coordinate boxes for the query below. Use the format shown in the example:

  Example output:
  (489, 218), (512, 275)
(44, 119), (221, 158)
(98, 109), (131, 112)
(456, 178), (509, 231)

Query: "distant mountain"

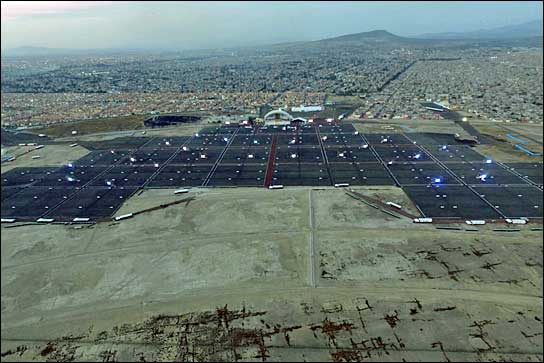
(320, 29), (406, 42)
(311, 26), (542, 49)
(417, 19), (543, 39)
(313, 29), (460, 48)
(3, 21), (542, 57)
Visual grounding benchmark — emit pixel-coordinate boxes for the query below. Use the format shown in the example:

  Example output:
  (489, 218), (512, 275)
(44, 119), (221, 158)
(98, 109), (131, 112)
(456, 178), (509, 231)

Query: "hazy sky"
(1, 1), (542, 50)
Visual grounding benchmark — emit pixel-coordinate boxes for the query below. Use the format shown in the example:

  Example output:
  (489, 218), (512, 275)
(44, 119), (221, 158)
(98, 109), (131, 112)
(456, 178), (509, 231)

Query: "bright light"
(106, 180), (112, 186)
(339, 152), (345, 157)
(194, 133), (199, 137)
(253, 139), (259, 144)
(387, 161), (393, 165)
(66, 176), (75, 182)
(67, 162), (74, 168)
(200, 154), (207, 159)
(182, 146), (189, 151)
(414, 153), (421, 159)
(154, 163), (159, 168)
(434, 178), (442, 183)
(322, 136), (328, 141)
(165, 141), (171, 146)
(441, 145), (447, 150)
(485, 159), (492, 164)
(248, 154), (254, 159)
(130, 157), (136, 162)
(477, 173), (488, 181)
(462, 117), (468, 122)
(223, 137), (229, 142)
(362, 144), (369, 149)
(291, 153), (297, 159)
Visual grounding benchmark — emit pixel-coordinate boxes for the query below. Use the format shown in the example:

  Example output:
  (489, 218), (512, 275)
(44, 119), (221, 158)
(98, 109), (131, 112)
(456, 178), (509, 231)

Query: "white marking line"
(309, 189), (316, 288)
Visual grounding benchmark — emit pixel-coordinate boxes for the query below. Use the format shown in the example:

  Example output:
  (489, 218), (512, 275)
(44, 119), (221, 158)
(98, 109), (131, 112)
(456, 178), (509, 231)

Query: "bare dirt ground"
(472, 121), (543, 162)
(352, 119), (468, 135)
(51, 123), (208, 144)
(29, 115), (148, 138)
(1, 144), (90, 173)
(1, 185), (542, 362)
(27, 113), (213, 140)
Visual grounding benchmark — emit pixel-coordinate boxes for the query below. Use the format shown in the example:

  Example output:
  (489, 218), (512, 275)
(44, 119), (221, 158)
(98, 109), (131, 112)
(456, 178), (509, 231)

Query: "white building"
(263, 109), (310, 125)
(290, 105), (324, 113)
(263, 109), (293, 125)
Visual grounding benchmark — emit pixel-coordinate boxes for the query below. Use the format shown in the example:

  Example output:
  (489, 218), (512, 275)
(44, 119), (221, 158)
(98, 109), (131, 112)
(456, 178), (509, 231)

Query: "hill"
(320, 29), (405, 42)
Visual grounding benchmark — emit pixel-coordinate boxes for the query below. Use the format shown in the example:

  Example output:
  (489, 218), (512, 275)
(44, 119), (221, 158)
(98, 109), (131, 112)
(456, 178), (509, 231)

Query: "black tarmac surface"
(2, 124), (541, 221)
(403, 185), (502, 220)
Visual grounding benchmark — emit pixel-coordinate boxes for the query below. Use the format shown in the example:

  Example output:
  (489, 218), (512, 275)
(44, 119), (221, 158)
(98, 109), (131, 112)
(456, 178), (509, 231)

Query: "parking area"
(403, 185), (502, 220)
(446, 162), (531, 186)
(503, 162), (543, 187)
(474, 185), (543, 218)
(387, 162), (460, 186)
(1, 124), (541, 221)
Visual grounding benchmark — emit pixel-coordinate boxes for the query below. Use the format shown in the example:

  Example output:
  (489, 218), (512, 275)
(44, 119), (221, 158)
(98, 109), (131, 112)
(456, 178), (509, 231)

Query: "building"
(262, 109), (311, 126)
(263, 109), (294, 125)
(291, 105), (324, 113)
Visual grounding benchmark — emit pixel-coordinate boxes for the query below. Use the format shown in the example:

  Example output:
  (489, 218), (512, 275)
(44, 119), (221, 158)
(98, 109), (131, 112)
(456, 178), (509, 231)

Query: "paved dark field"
(2, 123), (541, 221)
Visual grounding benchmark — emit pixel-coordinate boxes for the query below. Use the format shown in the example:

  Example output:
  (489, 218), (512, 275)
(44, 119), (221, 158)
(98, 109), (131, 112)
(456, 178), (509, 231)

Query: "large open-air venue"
(2, 122), (542, 223)
(1, 1), (543, 362)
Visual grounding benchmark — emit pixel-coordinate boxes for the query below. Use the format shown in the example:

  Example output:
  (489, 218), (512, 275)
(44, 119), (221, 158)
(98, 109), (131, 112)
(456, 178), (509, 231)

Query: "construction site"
(1, 118), (543, 361)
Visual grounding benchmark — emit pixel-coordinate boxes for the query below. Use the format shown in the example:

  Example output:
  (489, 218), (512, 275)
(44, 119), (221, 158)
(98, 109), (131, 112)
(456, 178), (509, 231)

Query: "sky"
(1, 1), (542, 51)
